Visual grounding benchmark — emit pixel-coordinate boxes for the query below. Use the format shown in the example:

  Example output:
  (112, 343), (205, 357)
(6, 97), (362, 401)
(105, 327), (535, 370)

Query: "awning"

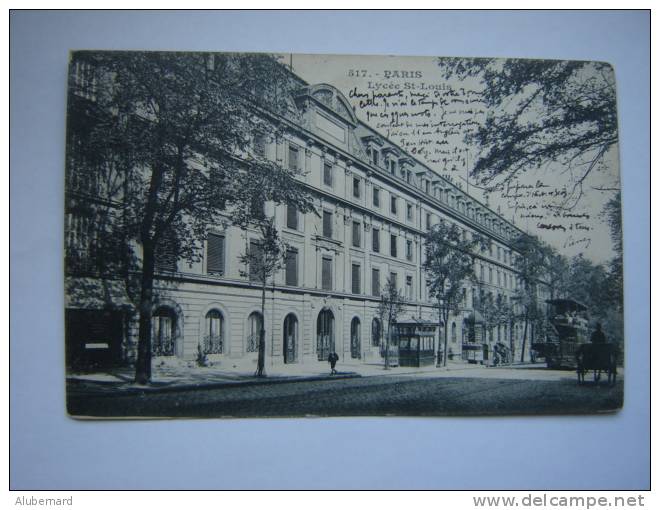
(65, 277), (135, 310)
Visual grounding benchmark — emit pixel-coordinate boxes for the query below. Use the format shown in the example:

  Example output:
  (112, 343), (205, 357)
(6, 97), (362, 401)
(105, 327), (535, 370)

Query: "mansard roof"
(296, 83), (359, 126)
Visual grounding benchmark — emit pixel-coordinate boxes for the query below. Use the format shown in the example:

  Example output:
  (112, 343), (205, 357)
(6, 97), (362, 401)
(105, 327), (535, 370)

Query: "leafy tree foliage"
(66, 51), (314, 384)
(423, 221), (483, 366)
(438, 58), (618, 204)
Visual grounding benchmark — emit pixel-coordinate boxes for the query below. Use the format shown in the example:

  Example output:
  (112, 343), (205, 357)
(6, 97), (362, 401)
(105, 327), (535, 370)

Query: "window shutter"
(322, 257), (332, 290)
(207, 233), (225, 275)
(286, 248), (298, 286)
(323, 211), (333, 238)
(352, 264), (360, 294)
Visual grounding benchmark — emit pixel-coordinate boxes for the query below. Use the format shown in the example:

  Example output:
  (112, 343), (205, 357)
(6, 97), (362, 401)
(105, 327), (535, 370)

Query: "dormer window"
(371, 148), (379, 167)
(389, 158), (396, 175)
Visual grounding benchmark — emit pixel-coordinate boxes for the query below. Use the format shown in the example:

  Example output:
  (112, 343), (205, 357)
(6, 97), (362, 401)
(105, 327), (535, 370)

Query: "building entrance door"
(283, 314), (298, 364)
(350, 317), (361, 359)
(316, 309), (334, 361)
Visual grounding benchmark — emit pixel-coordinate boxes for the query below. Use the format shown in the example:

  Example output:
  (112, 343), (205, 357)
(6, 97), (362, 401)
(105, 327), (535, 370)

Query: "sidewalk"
(66, 358), (582, 395)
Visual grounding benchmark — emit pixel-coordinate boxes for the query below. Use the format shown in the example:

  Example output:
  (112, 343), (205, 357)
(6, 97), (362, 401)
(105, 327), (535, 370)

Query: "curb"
(67, 372), (362, 397)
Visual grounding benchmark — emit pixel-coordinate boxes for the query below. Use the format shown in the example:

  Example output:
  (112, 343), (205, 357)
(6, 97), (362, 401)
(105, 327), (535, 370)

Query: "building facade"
(65, 57), (543, 372)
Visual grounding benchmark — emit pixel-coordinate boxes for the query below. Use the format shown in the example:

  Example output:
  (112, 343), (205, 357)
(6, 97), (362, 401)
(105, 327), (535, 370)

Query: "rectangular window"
(425, 180), (430, 194)
(406, 240), (413, 261)
(472, 287), (477, 309)
(322, 210), (333, 238)
(288, 145), (299, 170)
(497, 247), (501, 260)
(390, 272), (398, 290)
(426, 213), (432, 231)
(489, 267), (493, 284)
(353, 177), (361, 198)
(285, 248), (298, 286)
(373, 187), (380, 207)
(390, 196), (397, 215)
(286, 204), (298, 230)
(390, 234), (397, 257)
(323, 161), (333, 187)
(372, 228), (380, 253)
(480, 264), (485, 281)
(206, 233), (225, 275)
(372, 268), (380, 296)
(352, 221), (361, 248)
(352, 264), (361, 294)
(156, 230), (178, 273)
(251, 196), (265, 220)
(497, 270), (501, 286)
(249, 239), (263, 282)
(406, 203), (413, 221)
(322, 257), (332, 290)
(462, 287), (467, 306)
(406, 275), (413, 300)
(254, 133), (266, 157)
(389, 159), (396, 175)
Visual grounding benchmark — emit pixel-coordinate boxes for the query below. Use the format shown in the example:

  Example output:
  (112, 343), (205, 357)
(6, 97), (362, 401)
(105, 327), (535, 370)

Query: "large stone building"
(65, 55), (547, 372)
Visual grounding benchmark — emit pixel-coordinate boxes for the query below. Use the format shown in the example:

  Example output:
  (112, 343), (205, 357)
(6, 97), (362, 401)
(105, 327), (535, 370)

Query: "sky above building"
(287, 53), (620, 266)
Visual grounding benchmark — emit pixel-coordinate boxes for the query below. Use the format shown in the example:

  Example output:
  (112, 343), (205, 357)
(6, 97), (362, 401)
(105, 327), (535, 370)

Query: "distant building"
(64, 54), (545, 372)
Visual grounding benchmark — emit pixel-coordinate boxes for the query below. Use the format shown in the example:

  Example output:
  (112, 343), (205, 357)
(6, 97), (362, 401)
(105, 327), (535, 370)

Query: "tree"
(67, 51), (314, 384)
(437, 58), (618, 206)
(238, 218), (289, 377)
(511, 234), (548, 362)
(603, 191), (623, 309)
(423, 221), (483, 367)
(377, 276), (405, 370)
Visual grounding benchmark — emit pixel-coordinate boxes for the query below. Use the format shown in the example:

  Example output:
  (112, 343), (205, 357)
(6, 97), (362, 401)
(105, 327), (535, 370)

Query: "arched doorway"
(316, 308), (334, 361)
(371, 318), (382, 347)
(152, 306), (177, 356)
(350, 317), (361, 359)
(283, 313), (298, 364)
(247, 311), (263, 354)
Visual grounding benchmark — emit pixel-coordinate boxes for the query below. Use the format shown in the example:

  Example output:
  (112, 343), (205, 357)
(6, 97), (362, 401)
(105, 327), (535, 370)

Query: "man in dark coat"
(590, 323), (607, 344)
(328, 352), (339, 375)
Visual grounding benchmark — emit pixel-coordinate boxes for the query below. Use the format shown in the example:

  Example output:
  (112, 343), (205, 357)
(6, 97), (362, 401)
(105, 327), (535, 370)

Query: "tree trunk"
(384, 316), (391, 370)
(443, 311), (449, 367)
(256, 281), (267, 377)
(135, 239), (156, 385)
(520, 313), (529, 363)
(437, 310), (444, 367)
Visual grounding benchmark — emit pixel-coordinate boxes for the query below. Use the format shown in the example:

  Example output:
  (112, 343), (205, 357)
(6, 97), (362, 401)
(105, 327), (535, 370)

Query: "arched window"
(152, 306), (176, 356)
(246, 312), (263, 353)
(451, 322), (457, 343)
(204, 309), (224, 354)
(371, 318), (382, 346)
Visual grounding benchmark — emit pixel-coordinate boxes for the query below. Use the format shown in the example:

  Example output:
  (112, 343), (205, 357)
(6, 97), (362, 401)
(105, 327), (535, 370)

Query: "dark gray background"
(10, 10), (650, 489)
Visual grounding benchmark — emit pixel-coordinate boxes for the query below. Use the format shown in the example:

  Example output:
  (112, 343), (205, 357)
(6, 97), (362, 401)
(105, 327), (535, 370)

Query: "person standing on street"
(328, 351), (339, 375)
(590, 323), (607, 344)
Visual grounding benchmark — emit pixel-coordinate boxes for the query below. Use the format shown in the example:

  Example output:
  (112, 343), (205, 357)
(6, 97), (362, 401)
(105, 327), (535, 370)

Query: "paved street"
(67, 370), (623, 418)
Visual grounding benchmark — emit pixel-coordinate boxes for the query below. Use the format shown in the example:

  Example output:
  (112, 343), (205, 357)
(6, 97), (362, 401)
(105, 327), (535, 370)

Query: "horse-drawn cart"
(576, 343), (618, 386)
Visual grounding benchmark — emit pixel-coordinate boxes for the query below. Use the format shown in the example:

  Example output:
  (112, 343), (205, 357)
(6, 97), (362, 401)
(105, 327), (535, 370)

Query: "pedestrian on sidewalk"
(328, 351), (339, 375)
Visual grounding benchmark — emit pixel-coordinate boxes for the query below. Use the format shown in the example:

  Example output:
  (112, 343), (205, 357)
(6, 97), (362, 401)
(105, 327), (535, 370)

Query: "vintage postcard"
(65, 51), (623, 418)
